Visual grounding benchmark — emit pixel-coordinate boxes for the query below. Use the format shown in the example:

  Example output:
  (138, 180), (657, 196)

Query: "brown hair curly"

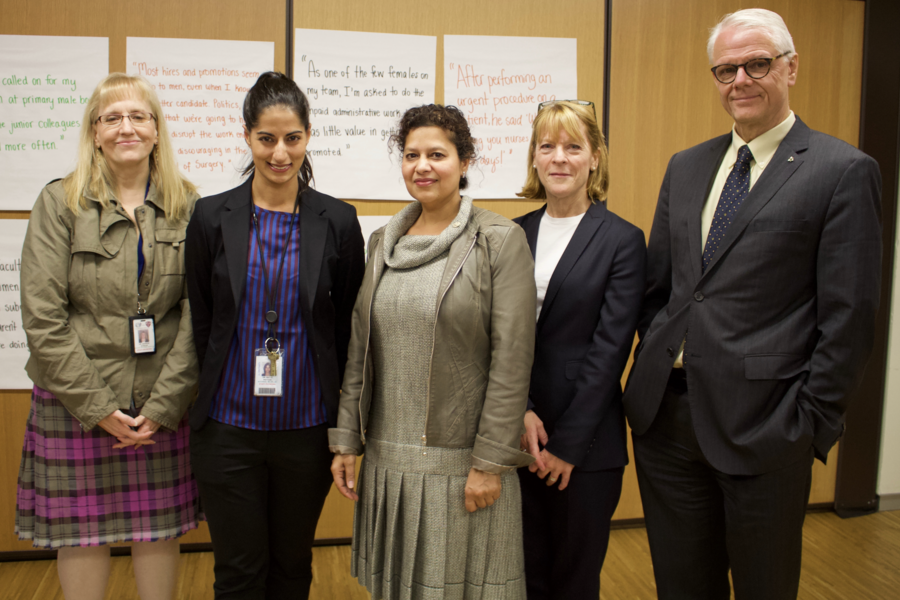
(388, 104), (477, 189)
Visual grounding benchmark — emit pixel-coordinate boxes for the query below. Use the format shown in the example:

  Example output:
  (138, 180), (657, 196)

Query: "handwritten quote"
(295, 29), (436, 200)
(0, 221), (32, 389)
(0, 35), (107, 210)
(127, 37), (274, 196)
(444, 35), (577, 198)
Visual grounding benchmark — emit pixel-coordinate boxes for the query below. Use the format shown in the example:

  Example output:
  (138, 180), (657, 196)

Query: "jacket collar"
(82, 180), (160, 256)
(83, 180), (161, 240)
(221, 177), (254, 308)
(698, 117), (810, 280)
(522, 201), (609, 330)
(220, 175), (329, 312)
(686, 135), (731, 283)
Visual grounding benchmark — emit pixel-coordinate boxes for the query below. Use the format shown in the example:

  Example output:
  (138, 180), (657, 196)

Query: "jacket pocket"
(744, 353), (809, 380)
(68, 250), (104, 315)
(155, 227), (187, 275)
(747, 219), (809, 233)
(565, 359), (583, 381)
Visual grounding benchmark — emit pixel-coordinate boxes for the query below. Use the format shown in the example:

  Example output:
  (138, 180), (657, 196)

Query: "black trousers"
(632, 370), (815, 600)
(191, 420), (333, 600)
(518, 464), (624, 600)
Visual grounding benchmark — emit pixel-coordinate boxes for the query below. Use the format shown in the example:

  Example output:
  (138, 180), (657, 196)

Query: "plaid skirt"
(16, 386), (202, 548)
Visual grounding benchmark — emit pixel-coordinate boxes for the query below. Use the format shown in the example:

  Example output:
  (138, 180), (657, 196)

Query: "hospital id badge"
(130, 315), (156, 355)
(254, 348), (283, 396)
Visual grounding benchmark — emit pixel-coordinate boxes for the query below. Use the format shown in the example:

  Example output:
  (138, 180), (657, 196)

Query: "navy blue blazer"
(515, 200), (646, 471)
(185, 176), (365, 431)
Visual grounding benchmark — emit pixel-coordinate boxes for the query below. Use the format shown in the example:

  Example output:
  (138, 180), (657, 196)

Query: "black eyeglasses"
(537, 99), (596, 118)
(710, 53), (790, 84)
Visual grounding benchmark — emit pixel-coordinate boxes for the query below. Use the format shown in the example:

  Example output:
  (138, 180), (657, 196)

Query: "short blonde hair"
(516, 101), (609, 203)
(64, 73), (195, 221)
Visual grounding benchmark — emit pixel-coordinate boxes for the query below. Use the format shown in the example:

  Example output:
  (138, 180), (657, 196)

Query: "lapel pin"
(788, 156), (794, 162)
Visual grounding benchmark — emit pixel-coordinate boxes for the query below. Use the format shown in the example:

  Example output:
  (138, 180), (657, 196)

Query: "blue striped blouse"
(209, 206), (326, 430)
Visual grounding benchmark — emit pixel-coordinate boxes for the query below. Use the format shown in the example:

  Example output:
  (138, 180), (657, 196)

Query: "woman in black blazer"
(514, 100), (646, 599)
(185, 72), (365, 599)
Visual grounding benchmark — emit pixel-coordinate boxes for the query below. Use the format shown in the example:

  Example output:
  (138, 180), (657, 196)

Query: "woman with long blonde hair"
(16, 73), (201, 600)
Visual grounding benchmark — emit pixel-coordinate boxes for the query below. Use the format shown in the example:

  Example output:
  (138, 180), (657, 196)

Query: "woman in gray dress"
(329, 104), (536, 599)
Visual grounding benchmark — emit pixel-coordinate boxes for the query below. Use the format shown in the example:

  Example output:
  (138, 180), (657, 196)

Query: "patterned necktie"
(702, 144), (754, 272)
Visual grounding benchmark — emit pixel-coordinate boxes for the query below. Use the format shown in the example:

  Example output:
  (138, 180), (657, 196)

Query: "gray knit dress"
(351, 197), (526, 600)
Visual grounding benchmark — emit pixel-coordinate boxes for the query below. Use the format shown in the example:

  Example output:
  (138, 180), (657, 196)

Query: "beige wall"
(879, 149), (900, 509)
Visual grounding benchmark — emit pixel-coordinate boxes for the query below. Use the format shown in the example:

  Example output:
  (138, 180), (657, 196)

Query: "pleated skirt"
(352, 437), (526, 600)
(15, 386), (202, 548)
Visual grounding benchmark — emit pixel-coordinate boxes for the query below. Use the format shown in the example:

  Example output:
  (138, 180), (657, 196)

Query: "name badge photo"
(254, 348), (284, 397)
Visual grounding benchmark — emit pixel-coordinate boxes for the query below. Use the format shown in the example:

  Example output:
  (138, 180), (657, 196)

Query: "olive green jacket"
(21, 180), (198, 431)
(328, 204), (537, 474)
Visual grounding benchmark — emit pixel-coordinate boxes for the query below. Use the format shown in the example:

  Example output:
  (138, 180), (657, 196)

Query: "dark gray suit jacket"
(185, 176), (365, 431)
(623, 117), (882, 475)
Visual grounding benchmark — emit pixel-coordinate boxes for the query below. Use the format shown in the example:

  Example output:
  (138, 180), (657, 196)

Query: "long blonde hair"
(64, 73), (195, 221)
(516, 101), (609, 203)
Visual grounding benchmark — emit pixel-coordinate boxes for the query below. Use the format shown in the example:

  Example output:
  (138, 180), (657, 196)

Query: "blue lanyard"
(137, 178), (151, 280)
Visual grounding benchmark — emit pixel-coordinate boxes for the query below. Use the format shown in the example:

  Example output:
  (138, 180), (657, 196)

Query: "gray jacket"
(328, 204), (536, 474)
(21, 180), (198, 431)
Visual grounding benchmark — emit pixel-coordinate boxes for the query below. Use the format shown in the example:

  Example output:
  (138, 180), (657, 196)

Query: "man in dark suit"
(622, 8), (882, 599)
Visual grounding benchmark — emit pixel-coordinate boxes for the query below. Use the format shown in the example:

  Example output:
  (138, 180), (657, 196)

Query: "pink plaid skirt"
(16, 386), (202, 548)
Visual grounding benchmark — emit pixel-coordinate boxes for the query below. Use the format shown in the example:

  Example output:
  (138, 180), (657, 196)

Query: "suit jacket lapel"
(537, 201), (606, 331)
(299, 190), (327, 312)
(701, 119), (810, 278)
(688, 135), (730, 284)
(521, 206), (544, 258)
(222, 177), (253, 308)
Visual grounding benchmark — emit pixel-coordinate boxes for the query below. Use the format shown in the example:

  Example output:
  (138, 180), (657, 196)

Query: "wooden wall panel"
(0, 0), (285, 74)
(607, 0), (865, 519)
(607, 0), (864, 234)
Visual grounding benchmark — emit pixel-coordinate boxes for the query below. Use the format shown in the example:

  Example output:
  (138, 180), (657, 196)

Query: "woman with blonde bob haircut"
(514, 100), (646, 598)
(17, 72), (202, 600)
(518, 100), (610, 203)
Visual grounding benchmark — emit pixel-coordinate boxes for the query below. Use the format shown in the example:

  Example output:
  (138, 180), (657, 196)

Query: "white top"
(534, 210), (586, 320)
(674, 111), (796, 367)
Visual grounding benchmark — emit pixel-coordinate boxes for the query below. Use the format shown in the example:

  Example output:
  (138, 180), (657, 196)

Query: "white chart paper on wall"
(0, 220), (31, 389)
(127, 37), (274, 196)
(295, 29), (436, 200)
(444, 36), (577, 199)
(0, 35), (108, 210)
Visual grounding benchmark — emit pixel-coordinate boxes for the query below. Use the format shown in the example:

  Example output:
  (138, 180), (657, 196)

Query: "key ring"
(265, 337), (281, 354)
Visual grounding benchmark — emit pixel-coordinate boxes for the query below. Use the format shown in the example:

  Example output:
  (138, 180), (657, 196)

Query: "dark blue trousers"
(519, 463), (624, 599)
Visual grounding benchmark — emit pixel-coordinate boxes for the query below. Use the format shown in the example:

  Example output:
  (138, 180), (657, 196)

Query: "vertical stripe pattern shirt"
(209, 205), (326, 430)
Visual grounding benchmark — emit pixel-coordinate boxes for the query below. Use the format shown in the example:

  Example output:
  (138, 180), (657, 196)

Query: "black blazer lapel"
(537, 202), (607, 331)
(299, 190), (327, 312)
(701, 119), (810, 277)
(687, 136), (731, 284)
(221, 178), (253, 308)
(520, 205), (545, 258)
